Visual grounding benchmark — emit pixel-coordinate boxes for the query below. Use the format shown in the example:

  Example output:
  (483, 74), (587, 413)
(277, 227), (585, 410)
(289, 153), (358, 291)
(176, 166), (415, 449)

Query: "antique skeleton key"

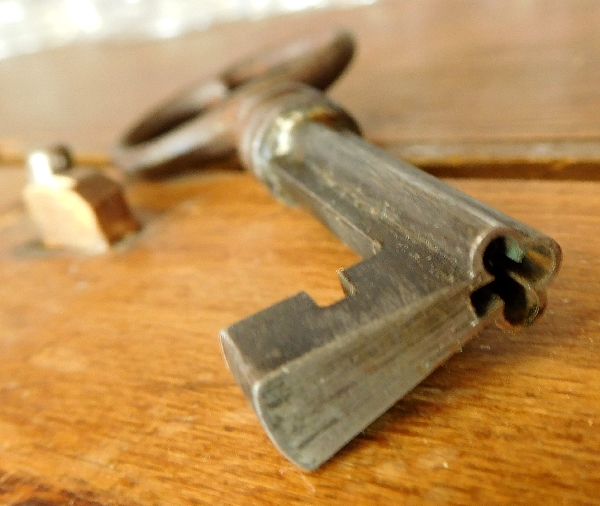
(115, 31), (561, 470)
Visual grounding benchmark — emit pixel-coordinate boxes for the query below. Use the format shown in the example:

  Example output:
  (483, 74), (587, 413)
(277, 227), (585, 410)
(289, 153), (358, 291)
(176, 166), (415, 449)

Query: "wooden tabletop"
(1, 1), (600, 504)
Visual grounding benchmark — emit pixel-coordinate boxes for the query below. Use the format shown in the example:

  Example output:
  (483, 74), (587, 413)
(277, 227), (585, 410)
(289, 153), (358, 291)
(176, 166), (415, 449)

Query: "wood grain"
(2, 0), (600, 176)
(1, 0), (600, 504)
(1, 173), (600, 505)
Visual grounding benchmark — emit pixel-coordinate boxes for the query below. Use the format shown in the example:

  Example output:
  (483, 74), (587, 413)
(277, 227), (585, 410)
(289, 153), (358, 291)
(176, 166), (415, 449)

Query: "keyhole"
(470, 237), (554, 326)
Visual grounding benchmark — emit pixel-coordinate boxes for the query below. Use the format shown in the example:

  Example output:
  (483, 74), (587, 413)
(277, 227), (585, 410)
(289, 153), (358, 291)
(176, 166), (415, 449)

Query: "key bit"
(23, 146), (140, 253)
(115, 31), (562, 470)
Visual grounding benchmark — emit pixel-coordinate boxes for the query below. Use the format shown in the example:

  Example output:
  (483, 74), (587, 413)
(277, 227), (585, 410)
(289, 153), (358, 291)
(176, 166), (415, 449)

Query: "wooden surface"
(1, 0), (600, 177)
(2, 1), (600, 505)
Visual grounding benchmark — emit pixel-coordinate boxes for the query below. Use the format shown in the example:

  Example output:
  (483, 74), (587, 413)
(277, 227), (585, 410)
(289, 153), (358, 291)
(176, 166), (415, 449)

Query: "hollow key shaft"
(115, 31), (561, 470)
(219, 83), (561, 470)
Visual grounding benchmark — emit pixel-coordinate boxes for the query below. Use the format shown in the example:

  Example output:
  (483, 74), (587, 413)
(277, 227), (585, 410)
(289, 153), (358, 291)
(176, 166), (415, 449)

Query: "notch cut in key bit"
(220, 98), (560, 470)
(115, 31), (562, 470)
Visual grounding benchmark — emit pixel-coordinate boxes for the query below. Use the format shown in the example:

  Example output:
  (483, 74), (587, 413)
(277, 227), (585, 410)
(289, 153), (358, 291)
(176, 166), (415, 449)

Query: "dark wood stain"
(0, 471), (132, 506)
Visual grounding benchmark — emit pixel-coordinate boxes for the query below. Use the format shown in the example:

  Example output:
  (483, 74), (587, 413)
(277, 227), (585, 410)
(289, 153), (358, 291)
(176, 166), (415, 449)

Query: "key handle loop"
(114, 30), (355, 176)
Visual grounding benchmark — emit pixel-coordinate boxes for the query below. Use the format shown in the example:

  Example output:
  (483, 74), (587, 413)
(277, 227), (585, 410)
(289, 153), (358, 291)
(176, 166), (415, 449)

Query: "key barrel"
(221, 84), (561, 470)
(114, 32), (562, 470)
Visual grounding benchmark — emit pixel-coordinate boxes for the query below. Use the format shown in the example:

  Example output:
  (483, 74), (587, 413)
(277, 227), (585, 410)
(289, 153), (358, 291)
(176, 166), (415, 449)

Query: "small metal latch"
(23, 145), (140, 253)
(114, 31), (562, 470)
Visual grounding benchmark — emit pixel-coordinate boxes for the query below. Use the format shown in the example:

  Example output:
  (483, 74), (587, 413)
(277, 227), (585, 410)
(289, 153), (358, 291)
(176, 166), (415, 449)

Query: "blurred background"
(1, 0), (599, 178)
(0, 0), (374, 61)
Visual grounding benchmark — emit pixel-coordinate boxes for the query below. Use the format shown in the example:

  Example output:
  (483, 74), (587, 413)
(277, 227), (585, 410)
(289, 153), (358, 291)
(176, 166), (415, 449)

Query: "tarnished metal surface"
(115, 31), (562, 470)
(222, 97), (561, 469)
(114, 30), (355, 176)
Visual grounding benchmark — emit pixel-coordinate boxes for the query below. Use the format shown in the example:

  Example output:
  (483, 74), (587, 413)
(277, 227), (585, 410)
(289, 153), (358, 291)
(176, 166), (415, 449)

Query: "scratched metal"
(220, 89), (561, 469)
(116, 31), (562, 470)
